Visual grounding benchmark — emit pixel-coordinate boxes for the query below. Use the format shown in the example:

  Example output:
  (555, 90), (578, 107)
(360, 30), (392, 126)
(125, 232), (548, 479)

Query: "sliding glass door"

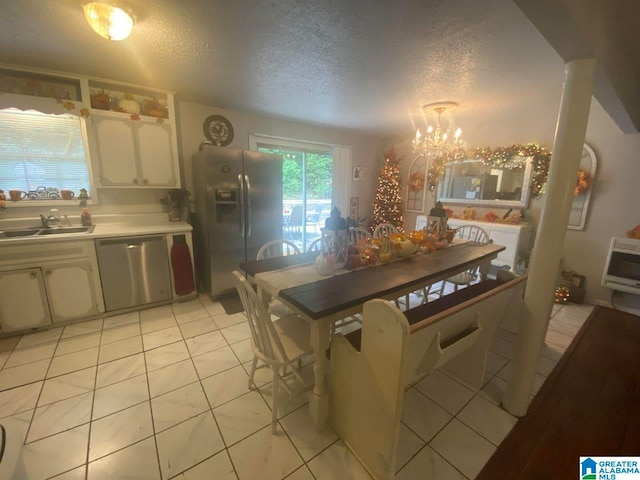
(258, 146), (333, 251)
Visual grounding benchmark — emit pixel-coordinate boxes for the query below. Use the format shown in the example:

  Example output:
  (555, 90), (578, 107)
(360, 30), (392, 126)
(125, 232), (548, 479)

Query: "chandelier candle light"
(412, 101), (463, 159)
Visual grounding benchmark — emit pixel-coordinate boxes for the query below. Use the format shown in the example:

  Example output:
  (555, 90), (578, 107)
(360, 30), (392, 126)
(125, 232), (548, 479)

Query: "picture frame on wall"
(352, 166), (366, 181)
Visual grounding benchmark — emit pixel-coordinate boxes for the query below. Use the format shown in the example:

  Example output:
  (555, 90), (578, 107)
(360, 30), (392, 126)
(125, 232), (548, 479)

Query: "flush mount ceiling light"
(412, 101), (463, 159)
(83, 1), (135, 41)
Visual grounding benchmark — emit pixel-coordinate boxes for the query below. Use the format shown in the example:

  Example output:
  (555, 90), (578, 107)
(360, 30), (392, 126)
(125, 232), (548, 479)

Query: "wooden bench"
(328, 273), (527, 480)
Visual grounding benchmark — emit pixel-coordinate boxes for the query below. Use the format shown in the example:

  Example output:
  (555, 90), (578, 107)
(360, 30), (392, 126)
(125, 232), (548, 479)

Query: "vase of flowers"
(160, 189), (190, 222)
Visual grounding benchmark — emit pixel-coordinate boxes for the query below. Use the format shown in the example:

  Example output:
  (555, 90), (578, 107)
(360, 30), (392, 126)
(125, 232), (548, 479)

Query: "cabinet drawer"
(0, 241), (94, 268)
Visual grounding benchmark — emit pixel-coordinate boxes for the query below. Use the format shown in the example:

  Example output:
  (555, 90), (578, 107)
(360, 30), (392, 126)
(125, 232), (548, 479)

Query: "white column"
(502, 59), (596, 416)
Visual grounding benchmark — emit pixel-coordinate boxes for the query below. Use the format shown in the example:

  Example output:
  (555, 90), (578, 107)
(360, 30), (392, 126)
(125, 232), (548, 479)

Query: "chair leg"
(421, 286), (429, 304)
(248, 356), (258, 390)
(271, 367), (280, 434)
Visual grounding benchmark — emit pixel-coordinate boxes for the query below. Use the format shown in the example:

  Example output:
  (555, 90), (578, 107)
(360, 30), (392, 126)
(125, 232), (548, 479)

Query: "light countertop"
(0, 213), (192, 246)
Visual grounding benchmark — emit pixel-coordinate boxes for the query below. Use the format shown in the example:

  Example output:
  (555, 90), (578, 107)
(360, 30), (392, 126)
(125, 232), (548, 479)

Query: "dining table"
(240, 240), (505, 430)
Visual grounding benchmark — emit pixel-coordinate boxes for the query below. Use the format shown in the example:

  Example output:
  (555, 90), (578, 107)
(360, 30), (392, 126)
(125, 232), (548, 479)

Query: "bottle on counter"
(81, 208), (92, 226)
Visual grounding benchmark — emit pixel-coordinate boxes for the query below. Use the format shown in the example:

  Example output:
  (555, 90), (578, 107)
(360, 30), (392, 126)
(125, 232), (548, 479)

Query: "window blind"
(0, 108), (91, 194)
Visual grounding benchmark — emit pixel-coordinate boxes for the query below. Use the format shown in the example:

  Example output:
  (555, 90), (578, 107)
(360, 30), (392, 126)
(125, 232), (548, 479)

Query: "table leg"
(309, 320), (331, 430)
(479, 259), (491, 281)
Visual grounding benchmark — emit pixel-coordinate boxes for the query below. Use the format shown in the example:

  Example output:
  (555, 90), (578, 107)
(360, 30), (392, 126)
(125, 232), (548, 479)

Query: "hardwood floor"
(476, 306), (640, 479)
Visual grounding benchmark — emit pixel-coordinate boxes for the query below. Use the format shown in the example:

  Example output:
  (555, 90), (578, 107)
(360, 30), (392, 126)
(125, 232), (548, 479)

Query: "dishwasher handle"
(97, 236), (164, 247)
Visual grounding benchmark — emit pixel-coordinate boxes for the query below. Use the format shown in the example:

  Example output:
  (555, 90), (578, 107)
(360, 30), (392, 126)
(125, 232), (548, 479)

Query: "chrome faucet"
(40, 209), (61, 228)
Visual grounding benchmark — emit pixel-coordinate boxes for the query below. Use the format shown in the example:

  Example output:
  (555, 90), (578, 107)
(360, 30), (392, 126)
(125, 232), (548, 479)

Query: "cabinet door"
(43, 261), (99, 323)
(94, 115), (138, 185)
(136, 121), (177, 186)
(487, 229), (518, 268)
(0, 268), (51, 332)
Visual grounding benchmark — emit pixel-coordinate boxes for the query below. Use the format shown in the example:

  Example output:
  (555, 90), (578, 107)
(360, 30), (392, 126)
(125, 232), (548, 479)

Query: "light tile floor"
(0, 292), (593, 480)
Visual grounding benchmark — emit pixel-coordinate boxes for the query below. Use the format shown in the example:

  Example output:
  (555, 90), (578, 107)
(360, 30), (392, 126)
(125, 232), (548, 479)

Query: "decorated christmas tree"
(369, 147), (405, 233)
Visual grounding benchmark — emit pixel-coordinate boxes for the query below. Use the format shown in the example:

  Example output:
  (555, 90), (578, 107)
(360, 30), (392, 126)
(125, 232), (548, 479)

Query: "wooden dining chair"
(256, 240), (302, 318)
(348, 226), (372, 246)
(232, 271), (314, 433)
(306, 237), (323, 252)
(257, 239), (301, 260)
(373, 223), (399, 239)
(438, 225), (492, 295)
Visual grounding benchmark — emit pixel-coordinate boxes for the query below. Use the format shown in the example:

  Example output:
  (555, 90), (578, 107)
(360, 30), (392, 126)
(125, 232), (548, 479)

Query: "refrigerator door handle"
(238, 173), (245, 238)
(244, 174), (252, 238)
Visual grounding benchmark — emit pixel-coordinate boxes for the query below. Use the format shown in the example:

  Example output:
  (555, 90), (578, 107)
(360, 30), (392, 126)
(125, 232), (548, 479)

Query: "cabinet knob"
(30, 271), (38, 278)
(143, 179), (149, 185)
(133, 178), (139, 184)
(44, 269), (52, 275)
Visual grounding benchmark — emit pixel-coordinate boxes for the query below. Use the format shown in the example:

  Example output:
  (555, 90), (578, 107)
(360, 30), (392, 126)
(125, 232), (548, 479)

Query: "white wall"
(566, 100), (640, 309)
(177, 101), (384, 223)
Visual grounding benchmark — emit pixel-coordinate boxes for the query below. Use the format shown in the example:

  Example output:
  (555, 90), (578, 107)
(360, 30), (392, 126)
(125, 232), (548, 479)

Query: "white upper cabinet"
(93, 115), (138, 185)
(0, 66), (181, 189)
(88, 79), (180, 188)
(93, 114), (177, 187)
(136, 120), (177, 186)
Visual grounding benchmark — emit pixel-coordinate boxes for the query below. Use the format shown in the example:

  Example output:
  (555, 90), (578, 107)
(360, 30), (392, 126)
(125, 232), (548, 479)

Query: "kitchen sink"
(0, 229), (40, 238)
(37, 226), (95, 235)
(0, 225), (95, 239)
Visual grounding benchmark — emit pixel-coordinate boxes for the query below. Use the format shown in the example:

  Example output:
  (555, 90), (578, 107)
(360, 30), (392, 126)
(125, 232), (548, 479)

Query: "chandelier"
(412, 101), (463, 159)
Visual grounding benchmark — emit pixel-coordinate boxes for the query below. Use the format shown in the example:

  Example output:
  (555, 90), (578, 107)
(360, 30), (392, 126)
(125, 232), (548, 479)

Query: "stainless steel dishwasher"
(96, 235), (172, 312)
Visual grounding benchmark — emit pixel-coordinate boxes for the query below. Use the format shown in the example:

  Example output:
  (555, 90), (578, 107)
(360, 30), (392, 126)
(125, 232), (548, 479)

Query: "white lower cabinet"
(0, 268), (51, 331)
(43, 261), (100, 323)
(0, 240), (104, 334)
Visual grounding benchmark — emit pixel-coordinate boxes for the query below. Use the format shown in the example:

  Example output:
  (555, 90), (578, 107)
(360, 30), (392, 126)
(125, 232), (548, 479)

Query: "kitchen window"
(0, 108), (93, 204)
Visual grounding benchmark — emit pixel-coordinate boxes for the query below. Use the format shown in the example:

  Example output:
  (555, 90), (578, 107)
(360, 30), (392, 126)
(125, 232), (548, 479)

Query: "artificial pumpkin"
(393, 239), (416, 258)
(143, 97), (166, 118)
(315, 253), (336, 276)
(118, 93), (141, 115)
(90, 90), (111, 110)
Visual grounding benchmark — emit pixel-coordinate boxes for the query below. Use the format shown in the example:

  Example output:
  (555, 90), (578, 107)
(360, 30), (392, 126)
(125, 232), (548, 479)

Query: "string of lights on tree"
(369, 148), (405, 233)
(425, 143), (552, 198)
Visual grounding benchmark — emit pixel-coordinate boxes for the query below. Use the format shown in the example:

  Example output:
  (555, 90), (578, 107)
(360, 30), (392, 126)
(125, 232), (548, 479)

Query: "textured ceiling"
(0, 0), (604, 136)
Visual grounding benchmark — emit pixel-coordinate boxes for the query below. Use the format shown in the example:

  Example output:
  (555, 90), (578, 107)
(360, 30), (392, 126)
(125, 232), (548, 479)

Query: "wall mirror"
(437, 156), (534, 208)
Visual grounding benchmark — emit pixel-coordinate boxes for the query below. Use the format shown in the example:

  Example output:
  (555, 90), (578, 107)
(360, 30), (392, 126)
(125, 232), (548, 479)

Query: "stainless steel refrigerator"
(192, 145), (283, 298)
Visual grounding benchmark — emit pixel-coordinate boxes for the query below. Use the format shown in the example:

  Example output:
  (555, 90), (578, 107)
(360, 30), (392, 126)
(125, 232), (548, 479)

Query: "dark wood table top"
(241, 242), (505, 320)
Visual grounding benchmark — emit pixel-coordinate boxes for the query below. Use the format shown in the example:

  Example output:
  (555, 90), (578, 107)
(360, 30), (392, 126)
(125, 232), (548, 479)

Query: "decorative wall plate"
(203, 114), (234, 146)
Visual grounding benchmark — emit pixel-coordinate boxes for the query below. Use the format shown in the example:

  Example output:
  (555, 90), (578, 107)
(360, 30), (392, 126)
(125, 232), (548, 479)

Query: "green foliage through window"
(259, 147), (332, 201)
